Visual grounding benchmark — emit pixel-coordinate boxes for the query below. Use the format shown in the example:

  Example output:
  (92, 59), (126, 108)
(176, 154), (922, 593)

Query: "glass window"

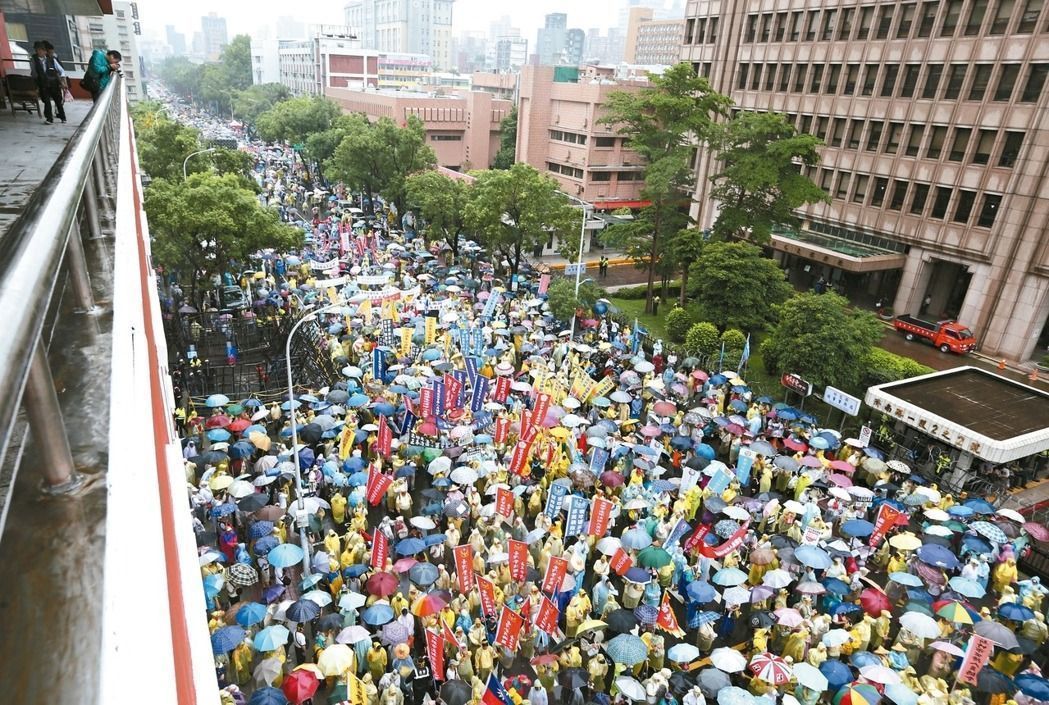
(829, 118), (846, 147)
(737, 64), (750, 89)
(910, 184), (931, 214)
(591, 172), (612, 182)
(889, 180), (909, 210)
(1019, 0), (1044, 30)
(966, 0), (989, 33)
(990, 0), (1016, 32)
(685, 18), (696, 43)
(805, 10), (819, 40)
(774, 12), (787, 40)
(978, 194), (1003, 226)
(922, 64), (944, 98)
(886, 122), (904, 153)
(901, 64), (921, 96)
(944, 65), (967, 99)
(844, 64), (860, 94)
(799, 115), (813, 134)
(906, 124), (926, 156)
(995, 64), (1020, 100)
(779, 64), (791, 91)
(969, 65), (993, 99)
(876, 5), (895, 37)
(858, 6), (875, 38)
(827, 64), (842, 92)
(941, 0), (964, 34)
(835, 171), (851, 199)
(710, 17), (719, 41)
(871, 177), (889, 206)
(999, 131), (1025, 166)
(760, 13), (772, 41)
(972, 129), (996, 163)
(765, 63), (777, 90)
(815, 116), (829, 139)
(954, 190), (977, 222)
(853, 175), (869, 203)
(793, 66), (808, 92)
(866, 121), (884, 151)
(862, 64), (878, 95)
(949, 127), (972, 160)
(810, 64), (825, 92)
(898, 3), (917, 36)
(881, 64), (900, 96)
(790, 11), (804, 40)
(820, 9), (836, 39)
(595, 136), (616, 148)
(847, 119), (864, 149)
(751, 64), (762, 89)
(926, 126), (948, 158)
(917, 2), (939, 35)
(819, 168), (834, 191)
(931, 187), (953, 218)
(839, 8), (855, 38)
(1021, 64), (1049, 101)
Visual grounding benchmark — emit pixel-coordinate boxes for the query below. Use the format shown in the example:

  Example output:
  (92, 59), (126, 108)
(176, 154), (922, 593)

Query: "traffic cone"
(998, 359), (1006, 370)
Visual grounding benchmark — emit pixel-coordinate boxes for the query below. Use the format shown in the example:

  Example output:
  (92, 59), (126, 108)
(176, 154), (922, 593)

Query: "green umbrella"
(637, 546), (672, 568)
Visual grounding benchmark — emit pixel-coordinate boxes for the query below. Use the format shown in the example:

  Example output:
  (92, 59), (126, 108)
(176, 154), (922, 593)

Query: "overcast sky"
(133, 0), (654, 44)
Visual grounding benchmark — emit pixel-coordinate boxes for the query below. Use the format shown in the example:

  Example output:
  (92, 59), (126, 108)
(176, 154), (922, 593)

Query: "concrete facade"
(625, 7), (686, 65)
(536, 13), (568, 65)
(276, 29), (378, 96)
(516, 64), (648, 207)
(200, 12), (227, 62)
(680, 0), (1049, 363)
(343, 0), (454, 69)
(325, 86), (511, 170)
(471, 71), (518, 101)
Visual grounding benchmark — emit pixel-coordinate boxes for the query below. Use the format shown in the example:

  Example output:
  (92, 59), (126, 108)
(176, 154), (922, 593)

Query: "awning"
(771, 231), (906, 273)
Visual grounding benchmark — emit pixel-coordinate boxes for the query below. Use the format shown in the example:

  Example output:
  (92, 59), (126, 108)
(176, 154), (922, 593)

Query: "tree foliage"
(256, 96), (342, 144)
(160, 36), (253, 115)
(664, 307), (694, 343)
(234, 83), (292, 126)
(134, 112), (203, 181)
(760, 292), (883, 392)
(545, 277), (603, 323)
(463, 163), (580, 279)
(405, 170), (469, 258)
(492, 106), (517, 169)
(708, 111), (827, 243)
(157, 56), (202, 99)
(688, 241), (794, 333)
(684, 322), (720, 357)
(860, 348), (934, 390)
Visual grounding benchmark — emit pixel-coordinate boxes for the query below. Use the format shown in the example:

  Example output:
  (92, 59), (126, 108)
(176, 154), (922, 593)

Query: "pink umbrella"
(783, 437), (807, 452)
(800, 456), (823, 468)
(641, 425), (661, 438)
(774, 607), (804, 627)
(1024, 522), (1049, 542)
(393, 557), (417, 573)
(725, 423), (745, 436)
(829, 474), (854, 487)
(652, 400), (676, 416)
(829, 460), (856, 473)
(691, 370), (708, 381)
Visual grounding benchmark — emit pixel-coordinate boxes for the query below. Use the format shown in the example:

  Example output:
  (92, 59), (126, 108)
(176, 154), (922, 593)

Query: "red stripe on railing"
(125, 110), (199, 705)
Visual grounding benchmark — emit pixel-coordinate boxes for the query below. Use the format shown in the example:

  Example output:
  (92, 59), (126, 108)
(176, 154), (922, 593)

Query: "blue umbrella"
(709, 374), (728, 385)
(207, 428), (232, 442)
(884, 684), (918, 705)
(241, 424), (267, 437)
(262, 585), (286, 604)
(819, 660), (853, 692)
(796, 545), (833, 569)
(809, 436), (830, 450)
(267, 543), (305, 569)
(236, 602), (268, 627)
(348, 471), (369, 487)
(695, 610), (721, 626)
(249, 521), (275, 539)
(423, 533), (447, 547)
(622, 528), (653, 550)
(254, 536), (279, 554)
(947, 505), (974, 517)
(961, 535), (993, 555)
(229, 441), (255, 459)
(850, 651), (881, 668)
(211, 625), (246, 654)
(624, 567), (653, 584)
(206, 394), (231, 408)
(963, 498), (996, 514)
(823, 578), (851, 596)
(1016, 674), (1049, 701)
(373, 402), (396, 416)
(280, 400), (302, 411)
(889, 572), (924, 587)
(948, 576), (985, 599)
(777, 408), (799, 421)
(863, 447), (885, 460)
(211, 503), (237, 518)
(670, 435), (692, 450)
(694, 443), (717, 460)
(841, 519), (875, 538)
(409, 562), (439, 586)
(999, 602), (1035, 622)
(249, 687), (289, 705)
(917, 543), (960, 569)
(362, 604), (395, 625)
(243, 398), (263, 408)
(686, 581), (717, 603)
(347, 393), (369, 408)
(286, 598), (321, 622)
(835, 603), (862, 617)
(343, 564), (369, 578)
(396, 538), (426, 556)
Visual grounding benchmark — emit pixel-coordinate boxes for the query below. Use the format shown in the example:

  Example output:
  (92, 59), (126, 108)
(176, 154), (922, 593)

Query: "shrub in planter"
(684, 322), (719, 357)
(720, 328), (747, 356)
(664, 307), (694, 343)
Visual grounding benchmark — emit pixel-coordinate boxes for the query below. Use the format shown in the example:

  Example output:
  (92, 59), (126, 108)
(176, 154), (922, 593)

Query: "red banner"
(531, 393), (551, 429)
(453, 544), (475, 594)
(477, 574), (497, 616)
(588, 496), (614, 536)
(869, 503), (905, 548)
(425, 629), (445, 681)
(365, 463), (377, 500)
(420, 387), (434, 417)
(494, 417), (510, 445)
(367, 472), (393, 506)
(684, 524), (711, 555)
(699, 521), (749, 559)
(521, 422), (539, 448)
(508, 539), (528, 582)
(535, 596), (560, 634)
(495, 606), (525, 651)
(371, 530), (389, 569)
(538, 274), (551, 295)
(495, 487), (514, 517)
(541, 556), (568, 595)
(377, 416), (393, 458)
(520, 410), (532, 446)
(958, 635), (995, 685)
(492, 377), (510, 403)
(610, 547), (634, 576)
(444, 373), (463, 410)
(508, 441), (531, 477)
(656, 590), (685, 637)
(442, 620), (461, 650)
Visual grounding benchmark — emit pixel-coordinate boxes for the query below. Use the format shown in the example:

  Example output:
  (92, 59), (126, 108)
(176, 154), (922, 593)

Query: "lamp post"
(285, 301), (345, 575)
(182, 147), (217, 180)
(563, 194), (592, 340)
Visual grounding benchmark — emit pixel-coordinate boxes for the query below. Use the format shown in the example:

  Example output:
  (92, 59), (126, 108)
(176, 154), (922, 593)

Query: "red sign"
(453, 544), (475, 594)
(367, 472), (393, 506)
(521, 422), (539, 448)
(958, 635), (995, 685)
(420, 387), (435, 417)
(684, 524), (710, 555)
(365, 463), (377, 499)
(377, 416), (393, 458)
(780, 373), (813, 397)
(588, 496), (613, 536)
(477, 574), (497, 616)
(442, 621), (461, 650)
(495, 487), (515, 517)
(508, 441), (531, 477)
(610, 547), (634, 576)
(495, 607), (525, 651)
(492, 377), (510, 403)
(508, 539), (528, 582)
(656, 590), (685, 637)
(494, 417), (510, 445)
(700, 521), (749, 559)
(531, 393), (551, 429)
(370, 530), (389, 569)
(520, 410), (532, 446)
(535, 596), (560, 635)
(541, 556), (568, 595)
(538, 274), (551, 295)
(425, 629), (445, 681)
(869, 503), (905, 548)
(444, 373), (463, 410)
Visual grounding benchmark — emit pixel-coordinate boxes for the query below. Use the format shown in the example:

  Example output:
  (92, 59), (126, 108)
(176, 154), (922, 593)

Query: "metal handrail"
(0, 77), (120, 481)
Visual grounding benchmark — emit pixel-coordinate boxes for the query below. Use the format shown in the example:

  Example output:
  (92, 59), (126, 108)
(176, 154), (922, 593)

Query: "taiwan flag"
(482, 674), (514, 705)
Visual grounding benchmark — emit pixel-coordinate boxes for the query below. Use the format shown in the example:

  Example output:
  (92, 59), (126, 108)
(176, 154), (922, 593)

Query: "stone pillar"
(893, 247), (930, 316)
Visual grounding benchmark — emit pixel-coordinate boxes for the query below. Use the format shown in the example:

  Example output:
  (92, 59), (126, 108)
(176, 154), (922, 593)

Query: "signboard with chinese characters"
(823, 386), (862, 416)
(781, 373), (813, 397)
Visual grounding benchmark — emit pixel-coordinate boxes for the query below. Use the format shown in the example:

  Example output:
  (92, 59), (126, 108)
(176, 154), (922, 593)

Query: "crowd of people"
(166, 101), (1049, 705)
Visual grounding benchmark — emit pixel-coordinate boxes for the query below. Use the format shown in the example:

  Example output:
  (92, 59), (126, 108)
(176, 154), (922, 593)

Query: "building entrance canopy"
(772, 228), (907, 273)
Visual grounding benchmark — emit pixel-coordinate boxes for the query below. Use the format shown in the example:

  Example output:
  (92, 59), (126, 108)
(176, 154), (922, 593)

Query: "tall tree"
(134, 115), (203, 181)
(220, 35), (253, 92)
(708, 111), (827, 243)
(376, 116), (437, 217)
(687, 241), (794, 332)
(234, 83), (291, 126)
(600, 62), (731, 313)
(492, 106), (517, 169)
(158, 56), (202, 99)
(405, 170), (469, 259)
(256, 96), (341, 144)
(463, 163), (579, 280)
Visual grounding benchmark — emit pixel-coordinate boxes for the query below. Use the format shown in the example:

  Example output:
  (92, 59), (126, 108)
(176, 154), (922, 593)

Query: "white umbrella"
(996, 507), (1025, 523)
(615, 676), (647, 702)
(710, 648), (748, 673)
(303, 589), (333, 607)
(822, 629), (852, 647)
(410, 516), (436, 529)
(338, 592), (367, 610)
(762, 569), (793, 589)
(597, 537), (622, 556)
(899, 611), (940, 639)
(230, 480), (256, 499)
(723, 586), (751, 605)
(721, 505), (750, 521)
(861, 665), (902, 685)
(793, 663), (829, 691)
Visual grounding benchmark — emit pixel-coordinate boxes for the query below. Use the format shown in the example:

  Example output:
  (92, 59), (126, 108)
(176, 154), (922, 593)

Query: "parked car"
(893, 314), (977, 353)
(219, 285), (249, 313)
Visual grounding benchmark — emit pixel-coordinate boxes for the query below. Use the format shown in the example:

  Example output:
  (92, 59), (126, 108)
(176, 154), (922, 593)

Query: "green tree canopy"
(134, 114), (203, 181)
(157, 56), (202, 99)
(546, 277), (603, 323)
(760, 292), (883, 392)
(405, 170), (469, 258)
(144, 172), (301, 280)
(234, 83), (292, 126)
(220, 35), (253, 92)
(256, 96), (342, 144)
(492, 106), (517, 170)
(463, 163), (580, 279)
(708, 111), (827, 243)
(687, 241), (794, 333)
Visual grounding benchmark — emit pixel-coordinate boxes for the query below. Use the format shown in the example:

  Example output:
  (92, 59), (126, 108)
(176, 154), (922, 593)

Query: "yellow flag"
(382, 298), (397, 321)
(358, 298), (372, 320)
(400, 327), (413, 356)
(326, 286), (339, 305)
(444, 331), (453, 357)
(348, 672), (366, 705)
(339, 424), (355, 460)
(424, 317), (437, 345)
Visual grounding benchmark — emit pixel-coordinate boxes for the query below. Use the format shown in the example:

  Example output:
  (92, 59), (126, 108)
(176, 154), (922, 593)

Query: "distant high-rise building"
(165, 25), (186, 56)
(536, 13), (567, 66)
(495, 36), (527, 72)
(344, 0), (454, 69)
(564, 28), (585, 66)
(201, 12), (228, 61)
(86, 2), (144, 101)
(251, 38), (281, 85)
(625, 7), (683, 65)
(276, 15), (307, 40)
(451, 31), (487, 73)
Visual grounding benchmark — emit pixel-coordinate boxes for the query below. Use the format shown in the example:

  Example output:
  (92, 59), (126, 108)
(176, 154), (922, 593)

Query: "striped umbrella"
(749, 652), (793, 685)
(227, 562), (260, 587)
(605, 633), (649, 666)
(834, 683), (882, 705)
(212, 625), (247, 654)
(970, 521), (1008, 544)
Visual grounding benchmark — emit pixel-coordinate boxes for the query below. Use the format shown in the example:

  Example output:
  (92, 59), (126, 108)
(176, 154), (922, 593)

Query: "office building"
(344, 0), (455, 69)
(84, 1), (143, 101)
(276, 15), (307, 40)
(200, 12), (228, 61)
(165, 24), (186, 56)
(471, 70), (518, 100)
(251, 37), (281, 85)
(4, 12), (86, 66)
(276, 28), (378, 96)
(494, 36), (528, 72)
(536, 13), (568, 65)
(680, 0), (1049, 363)
(565, 28), (586, 65)
(625, 6), (684, 65)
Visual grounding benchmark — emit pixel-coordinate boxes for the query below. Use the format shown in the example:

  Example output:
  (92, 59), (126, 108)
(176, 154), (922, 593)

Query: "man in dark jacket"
(29, 40), (66, 124)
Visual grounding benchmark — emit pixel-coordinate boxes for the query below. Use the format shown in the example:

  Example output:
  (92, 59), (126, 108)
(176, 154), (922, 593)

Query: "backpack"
(81, 67), (101, 94)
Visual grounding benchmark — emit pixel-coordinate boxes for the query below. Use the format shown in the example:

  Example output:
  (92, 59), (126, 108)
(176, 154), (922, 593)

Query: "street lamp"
(563, 193), (593, 340)
(285, 300), (346, 575)
(182, 147), (218, 180)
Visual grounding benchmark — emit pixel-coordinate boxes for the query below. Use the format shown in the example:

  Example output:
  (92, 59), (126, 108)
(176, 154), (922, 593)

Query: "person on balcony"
(83, 48), (121, 102)
(29, 41), (66, 124)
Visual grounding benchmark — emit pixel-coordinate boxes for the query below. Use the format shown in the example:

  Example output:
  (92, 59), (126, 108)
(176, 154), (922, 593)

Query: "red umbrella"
(725, 423), (745, 436)
(206, 414), (231, 429)
(652, 400), (676, 416)
(601, 471), (624, 487)
(783, 437), (807, 452)
(1024, 522), (1049, 542)
(282, 669), (320, 703)
(366, 571), (399, 596)
(859, 587), (892, 617)
(829, 460), (855, 473)
(393, 557), (417, 573)
(228, 418), (251, 433)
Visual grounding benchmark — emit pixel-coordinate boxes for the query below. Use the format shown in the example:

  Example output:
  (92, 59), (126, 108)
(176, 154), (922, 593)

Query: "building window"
(751, 64), (762, 90)
(910, 184), (931, 214)
(737, 64), (750, 89)
(829, 118), (846, 147)
(822, 10), (837, 40)
(966, 0), (990, 33)
(814, 116), (829, 139)
(760, 13), (772, 41)
(917, 2), (939, 35)
(710, 17), (720, 41)
(999, 131), (1025, 166)
(844, 64), (860, 94)
(886, 122), (904, 153)
(897, 3), (917, 35)
(990, 0), (1016, 32)
(876, 6), (895, 37)
(431, 134), (462, 141)
(906, 124), (926, 156)
(1019, 0), (1045, 30)
(943, 65), (967, 99)
(839, 8), (855, 38)
(789, 11), (803, 40)
(793, 65), (808, 92)
(922, 64), (944, 98)
(881, 64), (900, 96)
(953, 190), (977, 222)
(852, 175), (870, 203)
(862, 64), (878, 95)
(888, 180), (909, 210)
(1021, 63), (1049, 101)
(973, 129), (997, 163)
(949, 128), (972, 160)
(847, 119), (864, 149)
(994, 64), (1021, 100)
(901, 64), (921, 97)
(969, 65), (993, 99)
(550, 130), (587, 145)
(827, 65), (842, 93)
(927, 126), (948, 158)
(858, 6), (875, 38)
(591, 172), (612, 182)
(765, 64), (777, 90)
(866, 121), (884, 151)
(779, 64), (791, 91)
(941, 0), (964, 34)
(871, 177), (889, 206)
(774, 12), (787, 40)
(595, 136), (616, 148)
(810, 65), (825, 92)
(931, 187), (953, 218)
(805, 10), (819, 40)
(977, 194), (1002, 226)
(835, 171), (851, 199)
(745, 14), (758, 42)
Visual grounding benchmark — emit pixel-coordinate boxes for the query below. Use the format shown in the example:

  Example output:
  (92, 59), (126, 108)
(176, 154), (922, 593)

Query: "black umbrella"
(750, 610), (775, 628)
(769, 534), (797, 550)
(607, 608), (638, 634)
(670, 671), (698, 697)
(299, 423), (324, 444)
(559, 668), (588, 690)
(441, 680), (472, 705)
(318, 613), (344, 631)
(238, 493), (270, 512)
(697, 668), (730, 698)
(975, 667), (1015, 694)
